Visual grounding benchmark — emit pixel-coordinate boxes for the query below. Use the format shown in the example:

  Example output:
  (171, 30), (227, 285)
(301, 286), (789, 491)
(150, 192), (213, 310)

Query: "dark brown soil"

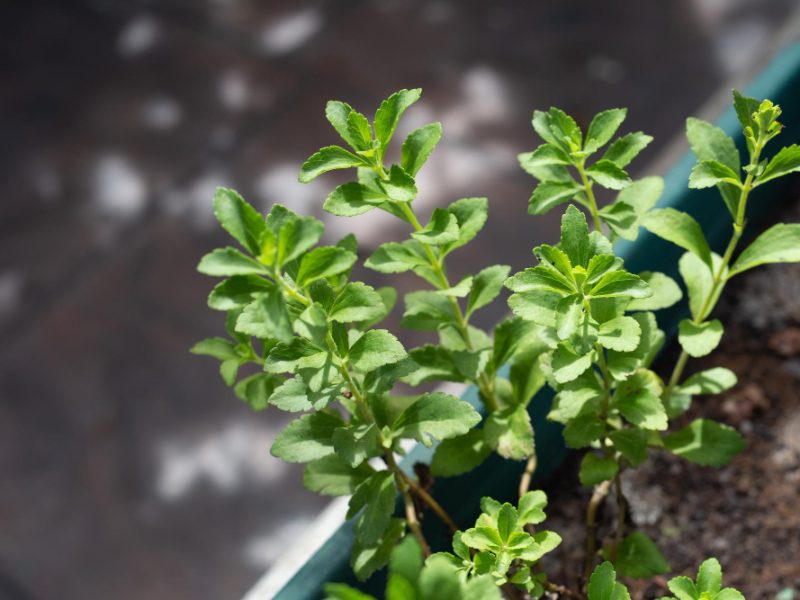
(539, 251), (800, 599)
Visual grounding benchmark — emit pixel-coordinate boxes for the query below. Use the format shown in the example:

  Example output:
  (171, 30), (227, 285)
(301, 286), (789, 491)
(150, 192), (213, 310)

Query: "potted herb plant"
(192, 43), (800, 599)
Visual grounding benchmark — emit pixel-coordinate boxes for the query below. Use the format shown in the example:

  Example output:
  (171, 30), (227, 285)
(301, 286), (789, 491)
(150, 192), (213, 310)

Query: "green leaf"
(666, 576), (698, 600)
(236, 290), (293, 342)
(555, 294), (585, 341)
(346, 110), (373, 151)
(324, 182), (384, 217)
(304, 455), (374, 496)
(378, 165), (418, 203)
(610, 532), (669, 579)
(585, 108), (627, 153)
(757, 144), (800, 184)
(374, 88), (422, 149)
(446, 197), (488, 249)
(678, 367), (737, 395)
(626, 272), (682, 311)
(348, 471), (397, 545)
(732, 90), (760, 131)
(404, 345), (464, 385)
(198, 247), (267, 276)
(588, 561), (631, 600)
(269, 377), (313, 412)
(207, 275), (271, 311)
(412, 208), (460, 245)
(560, 204), (591, 267)
(563, 415), (605, 449)
(598, 316), (641, 352)
(641, 208), (712, 267)
(431, 429), (491, 477)
(234, 373), (280, 411)
(587, 159), (631, 190)
(579, 453), (619, 486)
(609, 428), (648, 467)
(297, 246), (357, 286)
(696, 557), (722, 595)
(484, 404), (534, 460)
(212, 187), (265, 255)
(293, 303), (329, 345)
(589, 271), (651, 299)
(324, 583), (377, 600)
(270, 411), (344, 463)
(729, 223), (800, 277)
(402, 290), (457, 331)
(603, 132), (653, 168)
(349, 330), (407, 372)
(518, 490), (547, 526)
(325, 100), (369, 151)
(663, 418), (745, 466)
(686, 117), (740, 171)
(401, 122), (442, 176)
(528, 181), (581, 215)
(366, 240), (426, 274)
(392, 392), (481, 446)
(679, 251), (724, 321)
(350, 518), (406, 581)
(551, 345), (593, 383)
(278, 216), (325, 265)
(678, 319), (723, 357)
(467, 265), (511, 316)
(546, 107), (583, 149)
(615, 370), (667, 430)
(190, 337), (238, 360)
(688, 160), (741, 189)
(518, 144), (571, 170)
(333, 424), (381, 468)
(329, 282), (386, 323)
(299, 146), (366, 183)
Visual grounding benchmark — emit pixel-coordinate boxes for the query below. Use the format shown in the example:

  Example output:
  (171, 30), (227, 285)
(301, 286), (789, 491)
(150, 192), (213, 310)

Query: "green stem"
(576, 162), (603, 233)
(397, 201), (500, 412)
(609, 468), (626, 563)
(663, 142), (762, 397)
(275, 267), (456, 536)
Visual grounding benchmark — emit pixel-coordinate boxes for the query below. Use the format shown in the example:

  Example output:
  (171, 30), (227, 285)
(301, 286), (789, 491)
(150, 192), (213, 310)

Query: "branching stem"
(583, 479), (611, 588)
(664, 141), (763, 396)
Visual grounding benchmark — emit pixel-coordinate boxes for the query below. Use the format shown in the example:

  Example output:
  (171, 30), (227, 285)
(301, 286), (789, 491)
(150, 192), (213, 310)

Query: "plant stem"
(386, 451), (431, 557)
(397, 468), (458, 533)
(545, 581), (582, 598)
(518, 453), (538, 499)
(663, 142), (762, 397)
(582, 479), (611, 588)
(576, 162), (603, 233)
(275, 269), (455, 541)
(609, 469), (626, 563)
(397, 201), (500, 411)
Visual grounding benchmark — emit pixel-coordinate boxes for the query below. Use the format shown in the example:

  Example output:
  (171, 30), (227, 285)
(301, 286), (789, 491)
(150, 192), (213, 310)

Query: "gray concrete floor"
(1, 1), (797, 599)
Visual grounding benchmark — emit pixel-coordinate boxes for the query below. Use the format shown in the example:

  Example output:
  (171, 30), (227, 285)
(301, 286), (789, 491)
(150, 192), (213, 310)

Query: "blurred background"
(2, 1), (799, 599)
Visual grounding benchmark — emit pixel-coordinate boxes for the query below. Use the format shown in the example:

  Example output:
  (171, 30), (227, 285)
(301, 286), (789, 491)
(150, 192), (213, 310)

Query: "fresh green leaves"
(605, 532), (669, 579)
(520, 106), (651, 227)
(436, 492), (561, 594)
(663, 418), (745, 466)
(661, 558), (745, 600)
(728, 223), (800, 277)
(587, 559), (744, 600)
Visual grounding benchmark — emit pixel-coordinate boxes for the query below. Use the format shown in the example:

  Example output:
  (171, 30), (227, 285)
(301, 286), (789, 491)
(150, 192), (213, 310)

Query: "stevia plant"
(193, 87), (800, 598)
(298, 89), (547, 495)
(585, 559), (743, 600)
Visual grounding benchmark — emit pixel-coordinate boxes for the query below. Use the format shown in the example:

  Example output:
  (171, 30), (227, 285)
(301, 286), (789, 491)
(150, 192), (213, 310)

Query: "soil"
(539, 207), (800, 599)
